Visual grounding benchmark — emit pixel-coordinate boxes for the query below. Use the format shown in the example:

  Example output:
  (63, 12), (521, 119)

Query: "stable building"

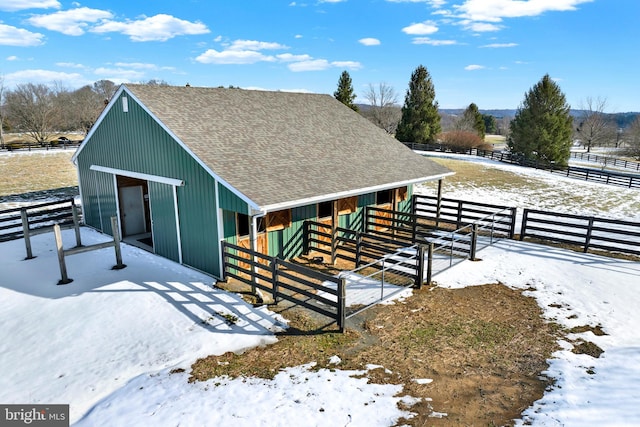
(72, 84), (452, 278)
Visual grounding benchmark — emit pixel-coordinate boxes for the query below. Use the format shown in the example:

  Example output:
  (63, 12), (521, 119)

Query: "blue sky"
(1, 0), (639, 112)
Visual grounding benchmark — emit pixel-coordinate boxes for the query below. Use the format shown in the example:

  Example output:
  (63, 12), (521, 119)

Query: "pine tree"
(395, 65), (441, 144)
(463, 103), (486, 140)
(333, 71), (359, 112)
(508, 74), (573, 167)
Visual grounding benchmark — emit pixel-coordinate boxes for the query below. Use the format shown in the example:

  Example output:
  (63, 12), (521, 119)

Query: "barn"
(72, 84), (453, 279)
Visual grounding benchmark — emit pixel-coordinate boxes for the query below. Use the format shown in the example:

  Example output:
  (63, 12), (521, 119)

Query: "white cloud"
(287, 59), (361, 72)
(288, 59), (330, 72)
(195, 49), (276, 65)
(0, 24), (45, 46)
(464, 64), (485, 70)
(331, 61), (362, 70)
(402, 21), (439, 35)
(386, 0), (446, 5)
(27, 7), (113, 36)
(276, 53), (313, 62)
(0, 0), (60, 12)
(91, 14), (210, 42)
(454, 0), (593, 23)
(358, 37), (381, 46)
(227, 40), (288, 51)
(464, 21), (502, 32)
(93, 67), (146, 82)
(6, 55), (18, 61)
(412, 37), (457, 45)
(56, 62), (85, 68)
(480, 42), (517, 48)
(3, 69), (87, 88)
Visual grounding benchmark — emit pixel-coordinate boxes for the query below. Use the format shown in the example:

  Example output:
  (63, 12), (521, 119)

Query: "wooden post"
(509, 207), (517, 240)
(111, 216), (126, 270)
(520, 209), (529, 241)
(426, 243), (434, 286)
(21, 209), (35, 260)
(220, 241), (228, 282)
(331, 201), (338, 265)
(416, 245), (426, 289)
(355, 232), (362, 268)
(72, 203), (82, 247)
(435, 179), (443, 228)
(54, 224), (72, 285)
(337, 277), (346, 333)
(271, 258), (280, 304)
(470, 224), (478, 260)
(584, 217), (594, 253)
(302, 221), (309, 254)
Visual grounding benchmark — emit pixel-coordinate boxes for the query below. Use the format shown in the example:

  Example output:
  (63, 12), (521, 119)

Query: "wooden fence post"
(509, 207), (518, 240)
(302, 221), (309, 254)
(355, 232), (362, 268)
(520, 209), (529, 241)
(54, 224), (72, 285)
(21, 209), (34, 260)
(337, 277), (346, 333)
(470, 224), (478, 260)
(72, 202), (82, 247)
(416, 245), (426, 289)
(110, 216), (126, 270)
(271, 258), (280, 304)
(426, 243), (434, 286)
(584, 217), (594, 253)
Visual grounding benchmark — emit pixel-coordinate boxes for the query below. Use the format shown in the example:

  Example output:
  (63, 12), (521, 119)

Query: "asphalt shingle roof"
(124, 84), (452, 210)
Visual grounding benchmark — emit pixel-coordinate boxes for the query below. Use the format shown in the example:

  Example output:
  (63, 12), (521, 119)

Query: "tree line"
(1, 71), (639, 163)
(0, 78), (171, 148)
(335, 68), (640, 164)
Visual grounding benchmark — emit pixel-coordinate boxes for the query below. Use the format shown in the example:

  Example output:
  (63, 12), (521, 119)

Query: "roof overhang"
(253, 171), (454, 215)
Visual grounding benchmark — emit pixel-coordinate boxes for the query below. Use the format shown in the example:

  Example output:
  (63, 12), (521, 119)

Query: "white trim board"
(90, 165), (184, 187)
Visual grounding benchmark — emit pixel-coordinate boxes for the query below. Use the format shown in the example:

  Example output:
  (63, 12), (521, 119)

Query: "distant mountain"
(355, 104), (638, 128)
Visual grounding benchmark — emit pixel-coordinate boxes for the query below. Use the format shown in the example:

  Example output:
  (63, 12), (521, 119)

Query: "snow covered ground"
(1, 153), (640, 426)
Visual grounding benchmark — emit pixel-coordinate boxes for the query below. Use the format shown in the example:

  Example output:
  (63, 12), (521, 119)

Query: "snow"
(2, 153), (640, 425)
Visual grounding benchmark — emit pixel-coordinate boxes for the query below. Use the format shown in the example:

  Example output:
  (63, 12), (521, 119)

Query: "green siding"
(76, 91), (223, 277)
(148, 181), (179, 262)
(218, 184), (249, 214)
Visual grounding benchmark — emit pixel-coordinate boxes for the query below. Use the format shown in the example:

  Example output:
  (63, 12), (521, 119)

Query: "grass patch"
(190, 283), (561, 425)
(0, 151), (78, 197)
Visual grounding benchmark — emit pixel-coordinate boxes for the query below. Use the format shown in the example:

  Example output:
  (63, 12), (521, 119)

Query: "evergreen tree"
(482, 114), (497, 135)
(508, 74), (573, 167)
(462, 103), (486, 139)
(395, 65), (441, 144)
(333, 71), (359, 112)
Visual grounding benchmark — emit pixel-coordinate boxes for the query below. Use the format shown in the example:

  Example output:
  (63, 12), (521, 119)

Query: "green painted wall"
(76, 91), (224, 277)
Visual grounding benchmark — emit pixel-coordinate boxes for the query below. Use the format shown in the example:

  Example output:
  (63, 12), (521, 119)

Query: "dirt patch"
(191, 283), (561, 426)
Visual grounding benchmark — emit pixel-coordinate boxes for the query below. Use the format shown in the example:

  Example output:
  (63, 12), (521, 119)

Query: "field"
(1, 150), (639, 425)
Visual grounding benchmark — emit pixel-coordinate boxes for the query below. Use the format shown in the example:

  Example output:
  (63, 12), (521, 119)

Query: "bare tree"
(363, 82), (400, 134)
(0, 75), (5, 148)
(92, 79), (117, 104)
(5, 83), (62, 145)
(575, 97), (615, 152)
(62, 85), (104, 135)
(625, 116), (640, 160)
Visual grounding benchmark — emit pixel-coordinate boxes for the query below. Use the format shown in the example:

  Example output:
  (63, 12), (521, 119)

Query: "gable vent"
(122, 96), (129, 113)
